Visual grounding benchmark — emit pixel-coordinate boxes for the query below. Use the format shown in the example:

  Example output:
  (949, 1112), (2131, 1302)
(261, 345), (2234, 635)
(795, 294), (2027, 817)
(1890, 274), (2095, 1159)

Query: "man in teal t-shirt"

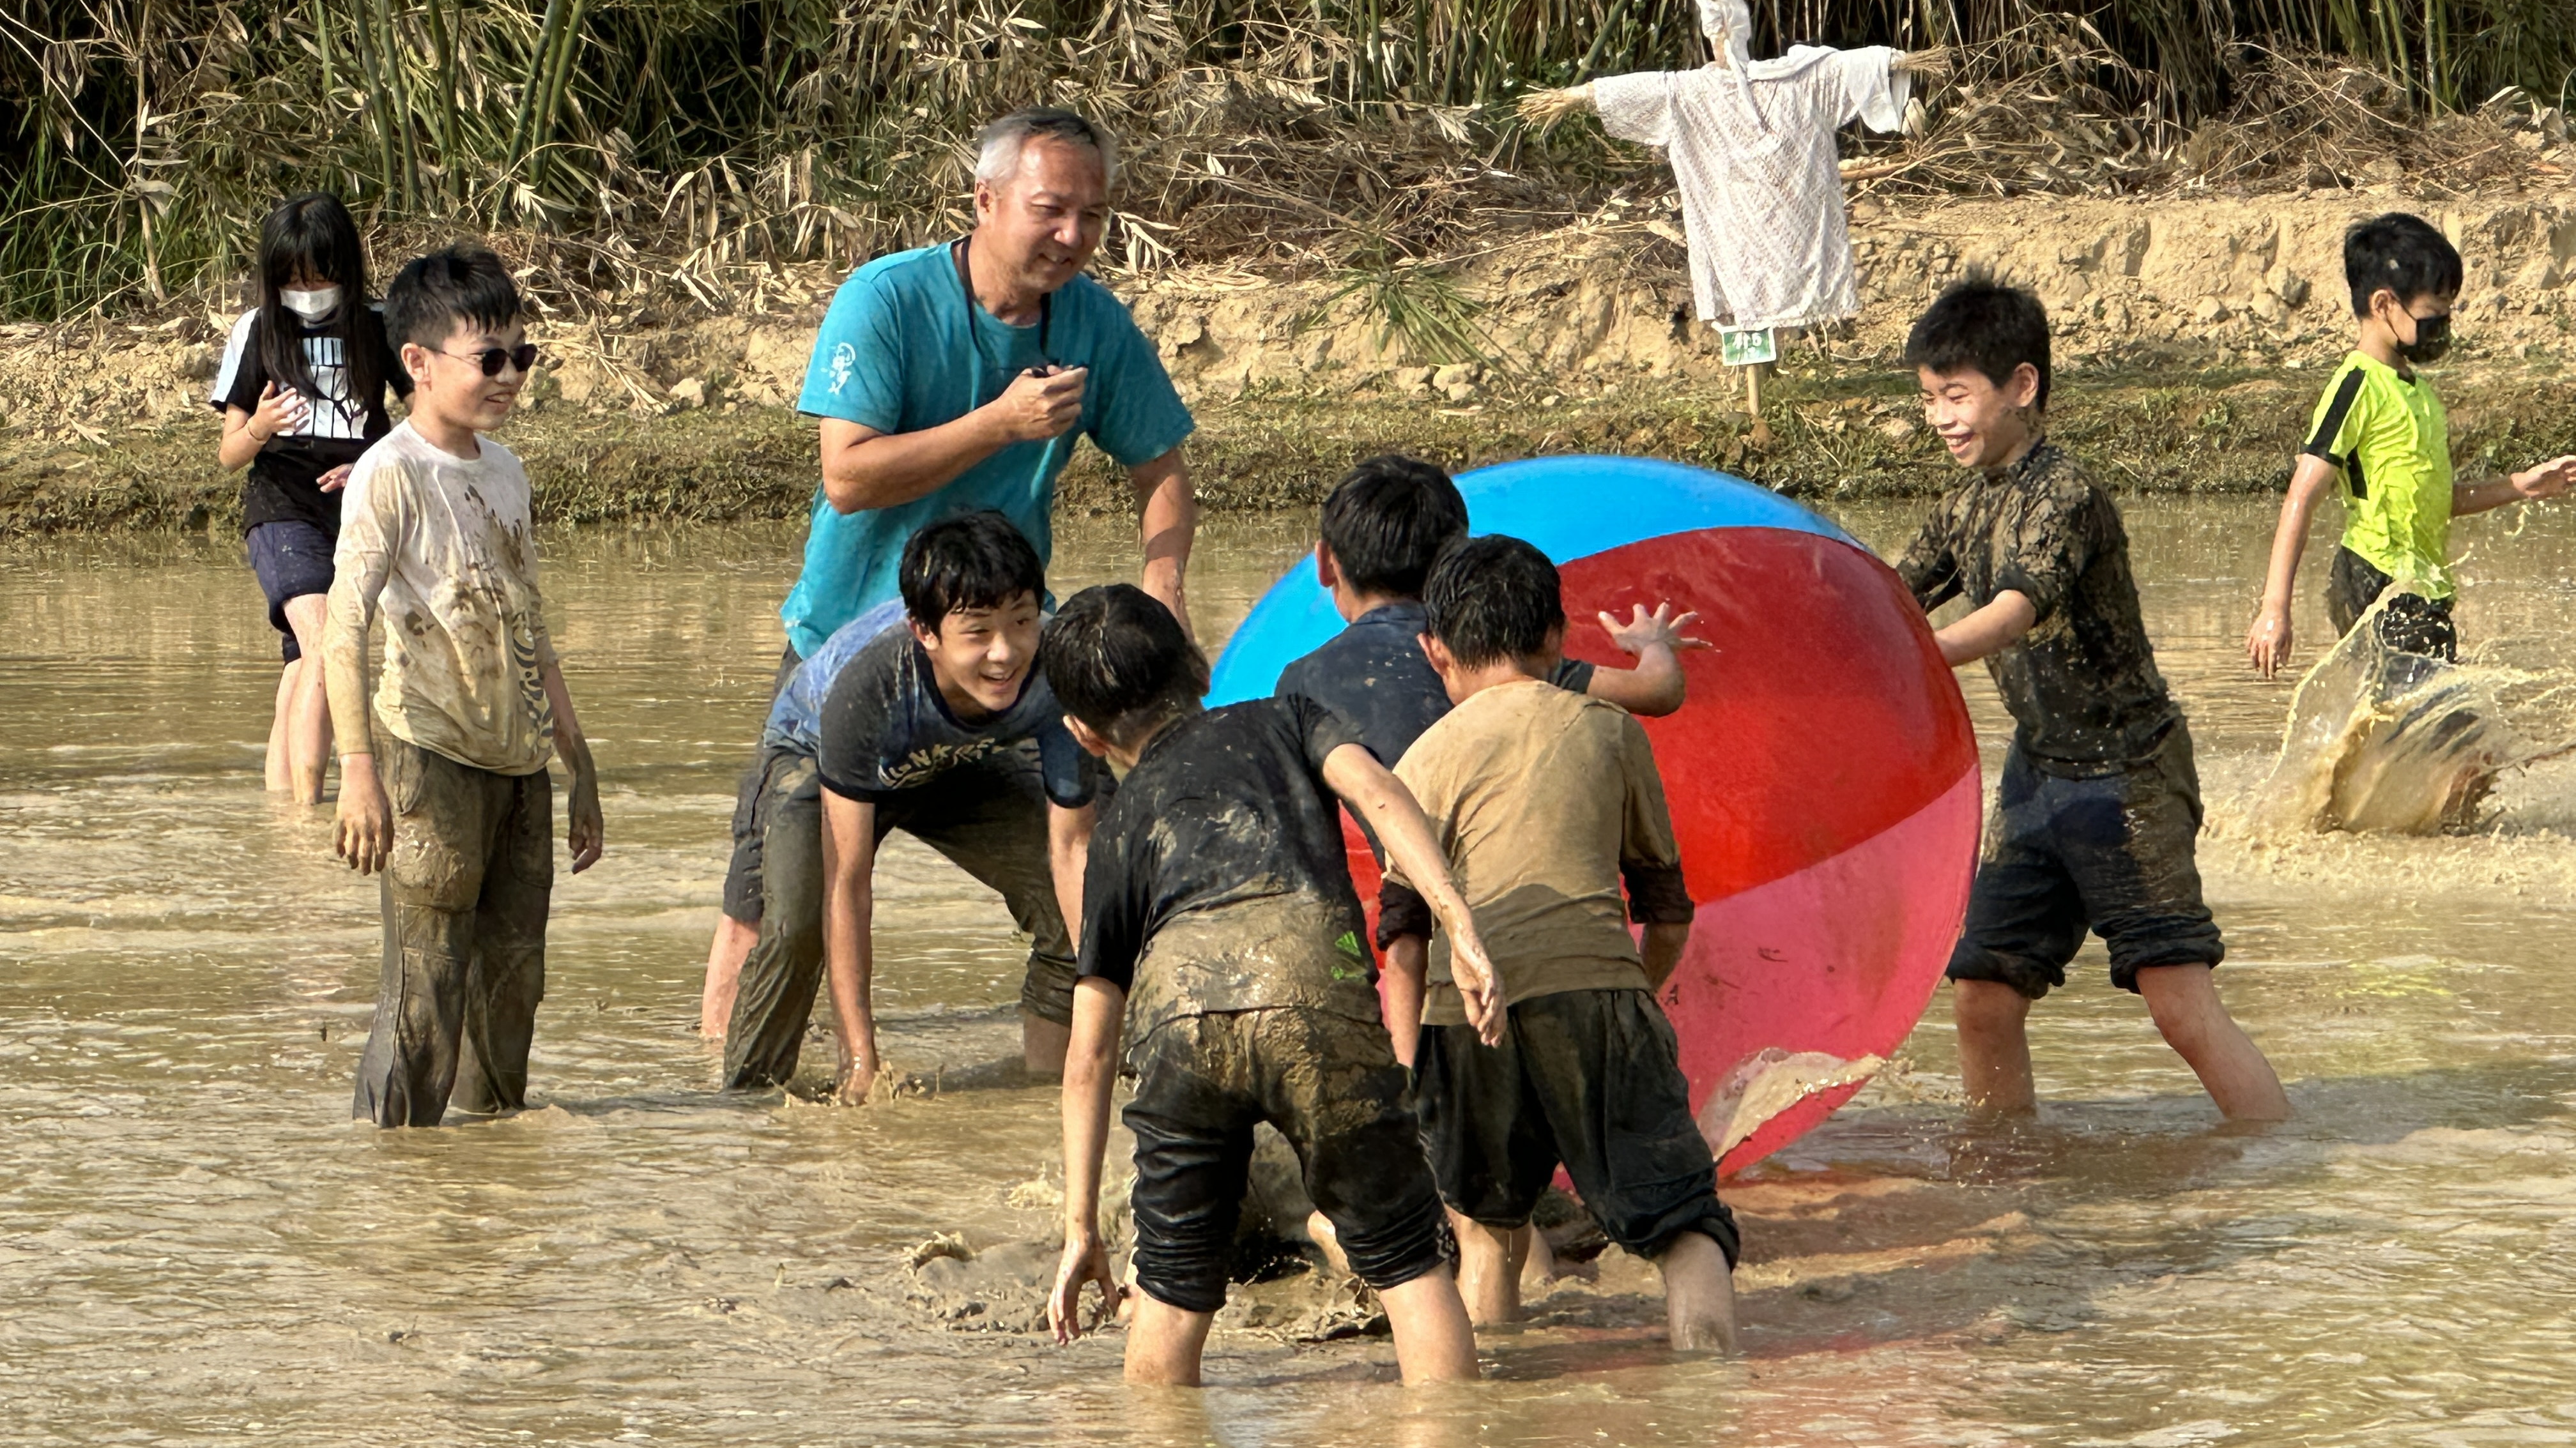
(698, 107), (1197, 1048)
(783, 108), (1197, 660)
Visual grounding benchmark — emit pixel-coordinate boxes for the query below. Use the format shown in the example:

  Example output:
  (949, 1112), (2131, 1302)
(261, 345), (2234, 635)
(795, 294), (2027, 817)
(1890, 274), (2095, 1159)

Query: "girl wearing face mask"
(211, 192), (411, 804)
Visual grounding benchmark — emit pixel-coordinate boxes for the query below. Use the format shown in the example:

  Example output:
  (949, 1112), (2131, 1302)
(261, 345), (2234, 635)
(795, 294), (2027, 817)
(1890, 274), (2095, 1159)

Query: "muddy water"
(6, 496), (2576, 1447)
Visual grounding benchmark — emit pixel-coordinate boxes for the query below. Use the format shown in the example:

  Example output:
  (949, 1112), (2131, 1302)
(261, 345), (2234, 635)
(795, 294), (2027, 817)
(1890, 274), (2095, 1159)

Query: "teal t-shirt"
(783, 245), (1195, 657)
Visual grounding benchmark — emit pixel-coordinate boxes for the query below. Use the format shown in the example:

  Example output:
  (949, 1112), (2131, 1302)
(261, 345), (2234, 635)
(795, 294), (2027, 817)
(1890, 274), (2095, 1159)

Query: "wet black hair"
(898, 510), (1045, 630)
(2344, 213), (2463, 316)
(1422, 534), (1565, 669)
(1318, 454), (1469, 600)
(254, 192), (385, 413)
(1043, 584), (1208, 749)
(1903, 278), (2053, 410)
(383, 244), (522, 353)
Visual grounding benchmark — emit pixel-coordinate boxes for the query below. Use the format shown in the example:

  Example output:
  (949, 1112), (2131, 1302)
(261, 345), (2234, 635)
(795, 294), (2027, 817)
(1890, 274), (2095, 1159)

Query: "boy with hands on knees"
(1043, 584), (1496, 1387)
(1376, 536), (1739, 1353)
(323, 245), (603, 1127)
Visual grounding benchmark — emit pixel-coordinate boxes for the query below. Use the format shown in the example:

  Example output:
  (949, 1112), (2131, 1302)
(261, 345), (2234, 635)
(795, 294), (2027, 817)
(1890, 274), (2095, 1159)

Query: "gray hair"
(974, 108), (1119, 187)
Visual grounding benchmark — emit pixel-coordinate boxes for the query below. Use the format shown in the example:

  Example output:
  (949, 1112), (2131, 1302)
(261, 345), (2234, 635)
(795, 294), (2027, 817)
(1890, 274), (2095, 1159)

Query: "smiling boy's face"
(1918, 362), (2043, 472)
(911, 592), (1044, 718)
(405, 317), (530, 434)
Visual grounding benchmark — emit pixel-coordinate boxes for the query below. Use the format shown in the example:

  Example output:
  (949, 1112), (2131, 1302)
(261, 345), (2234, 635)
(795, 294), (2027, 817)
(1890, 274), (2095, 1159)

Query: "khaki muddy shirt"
(323, 422), (558, 775)
(1379, 680), (1694, 1027)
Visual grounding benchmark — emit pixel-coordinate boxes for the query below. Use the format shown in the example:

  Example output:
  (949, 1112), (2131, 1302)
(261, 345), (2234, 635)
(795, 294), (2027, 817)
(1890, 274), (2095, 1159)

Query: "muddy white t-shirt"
(323, 422), (558, 775)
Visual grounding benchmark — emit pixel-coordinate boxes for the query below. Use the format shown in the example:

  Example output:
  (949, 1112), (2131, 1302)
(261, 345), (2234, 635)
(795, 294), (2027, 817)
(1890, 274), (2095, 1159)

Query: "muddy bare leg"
(2136, 964), (2290, 1120)
(1124, 1293), (1215, 1386)
(264, 662), (296, 795)
(282, 593), (333, 805)
(1379, 1265), (1481, 1383)
(1953, 979), (2039, 1115)
(1449, 1210), (1526, 1326)
(1656, 1230), (1739, 1352)
(699, 912), (756, 1040)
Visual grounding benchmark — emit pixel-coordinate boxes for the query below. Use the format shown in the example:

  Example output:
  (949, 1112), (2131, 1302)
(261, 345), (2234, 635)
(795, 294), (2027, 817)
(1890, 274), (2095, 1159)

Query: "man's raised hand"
(989, 365), (1088, 444)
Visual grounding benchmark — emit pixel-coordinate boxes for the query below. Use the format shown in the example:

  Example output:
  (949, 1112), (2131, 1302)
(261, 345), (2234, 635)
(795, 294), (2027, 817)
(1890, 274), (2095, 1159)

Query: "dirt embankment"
(4, 186), (2573, 537)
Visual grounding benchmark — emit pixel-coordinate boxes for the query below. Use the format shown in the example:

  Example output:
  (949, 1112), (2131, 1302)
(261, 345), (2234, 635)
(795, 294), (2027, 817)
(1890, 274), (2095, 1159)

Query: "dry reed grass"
(3, 1), (2570, 324)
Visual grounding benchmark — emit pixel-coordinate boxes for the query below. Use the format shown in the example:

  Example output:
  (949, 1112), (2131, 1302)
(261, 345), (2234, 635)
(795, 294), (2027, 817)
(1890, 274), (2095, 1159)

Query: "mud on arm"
(1320, 742), (1503, 1044)
(1048, 975), (1126, 1343)
(819, 790), (882, 1102)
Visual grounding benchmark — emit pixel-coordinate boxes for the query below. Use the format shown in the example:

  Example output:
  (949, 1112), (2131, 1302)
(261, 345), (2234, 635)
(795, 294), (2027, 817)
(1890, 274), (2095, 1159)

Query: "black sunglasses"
(438, 343), (540, 377)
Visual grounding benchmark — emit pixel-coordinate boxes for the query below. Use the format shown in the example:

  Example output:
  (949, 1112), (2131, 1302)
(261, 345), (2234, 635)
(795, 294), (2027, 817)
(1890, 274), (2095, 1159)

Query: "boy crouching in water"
(1894, 279), (2287, 1121)
(324, 245), (604, 1126)
(1377, 537), (1739, 1352)
(1043, 584), (1496, 1386)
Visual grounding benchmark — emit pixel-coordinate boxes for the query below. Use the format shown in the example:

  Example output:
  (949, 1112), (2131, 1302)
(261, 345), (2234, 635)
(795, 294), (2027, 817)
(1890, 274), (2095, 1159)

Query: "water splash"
(2250, 587), (2566, 836)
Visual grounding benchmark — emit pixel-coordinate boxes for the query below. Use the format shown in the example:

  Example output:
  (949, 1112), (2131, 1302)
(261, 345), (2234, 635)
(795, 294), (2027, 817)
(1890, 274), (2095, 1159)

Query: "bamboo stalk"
(424, 0), (462, 210)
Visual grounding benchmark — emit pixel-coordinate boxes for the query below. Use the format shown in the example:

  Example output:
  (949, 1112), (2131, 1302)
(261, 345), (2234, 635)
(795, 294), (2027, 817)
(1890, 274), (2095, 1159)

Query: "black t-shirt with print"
(210, 307), (409, 535)
(1077, 697), (1384, 1041)
(812, 625), (1099, 808)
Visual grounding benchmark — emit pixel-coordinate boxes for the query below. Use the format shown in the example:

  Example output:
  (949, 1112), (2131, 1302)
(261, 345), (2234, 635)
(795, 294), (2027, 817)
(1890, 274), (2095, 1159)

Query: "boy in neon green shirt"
(2246, 212), (2576, 674)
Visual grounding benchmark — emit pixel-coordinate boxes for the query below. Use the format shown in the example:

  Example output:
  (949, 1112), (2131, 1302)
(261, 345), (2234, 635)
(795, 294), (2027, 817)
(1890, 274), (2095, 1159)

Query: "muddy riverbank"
(5, 188), (2573, 537)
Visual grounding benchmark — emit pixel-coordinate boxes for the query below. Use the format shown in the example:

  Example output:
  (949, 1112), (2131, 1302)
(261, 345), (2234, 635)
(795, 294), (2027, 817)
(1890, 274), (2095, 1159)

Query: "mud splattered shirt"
(1895, 440), (2179, 775)
(811, 625), (1098, 807)
(1275, 600), (1597, 767)
(1077, 697), (1382, 1044)
(323, 422), (557, 775)
(1376, 681), (1694, 1026)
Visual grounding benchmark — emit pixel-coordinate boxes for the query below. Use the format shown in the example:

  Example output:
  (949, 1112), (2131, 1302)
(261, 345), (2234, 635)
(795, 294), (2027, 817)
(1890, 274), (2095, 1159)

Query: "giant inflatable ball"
(1208, 455), (1981, 1173)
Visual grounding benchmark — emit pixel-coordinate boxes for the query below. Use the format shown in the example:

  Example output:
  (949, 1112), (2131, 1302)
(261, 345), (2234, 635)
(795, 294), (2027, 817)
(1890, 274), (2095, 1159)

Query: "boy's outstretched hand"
(1048, 1228), (1123, 1344)
(1601, 602), (1711, 659)
(2510, 455), (2576, 501)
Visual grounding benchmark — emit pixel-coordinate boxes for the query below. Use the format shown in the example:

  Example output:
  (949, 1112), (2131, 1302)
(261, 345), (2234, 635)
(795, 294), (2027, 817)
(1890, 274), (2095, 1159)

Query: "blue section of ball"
(1206, 455), (1851, 705)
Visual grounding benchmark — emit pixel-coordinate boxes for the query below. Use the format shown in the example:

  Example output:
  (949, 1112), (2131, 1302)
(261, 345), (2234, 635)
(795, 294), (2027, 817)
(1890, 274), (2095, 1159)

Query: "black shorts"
(1947, 724), (2224, 1000)
(1125, 1007), (1452, 1315)
(1414, 987), (1739, 1265)
(246, 520), (335, 663)
(717, 644), (807, 924)
(2327, 546), (2457, 662)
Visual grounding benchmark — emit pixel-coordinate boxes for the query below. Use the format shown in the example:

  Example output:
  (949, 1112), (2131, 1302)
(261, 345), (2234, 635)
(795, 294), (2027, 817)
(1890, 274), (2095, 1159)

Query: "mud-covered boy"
(1043, 584), (1495, 1386)
(1894, 279), (2289, 1121)
(324, 245), (603, 1127)
(721, 510), (1098, 1095)
(2245, 212), (2576, 675)
(1376, 535), (1739, 1351)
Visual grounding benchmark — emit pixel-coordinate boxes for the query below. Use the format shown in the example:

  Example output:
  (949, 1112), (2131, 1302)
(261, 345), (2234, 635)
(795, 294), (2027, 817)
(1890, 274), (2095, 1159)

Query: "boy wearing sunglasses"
(321, 243), (605, 1127)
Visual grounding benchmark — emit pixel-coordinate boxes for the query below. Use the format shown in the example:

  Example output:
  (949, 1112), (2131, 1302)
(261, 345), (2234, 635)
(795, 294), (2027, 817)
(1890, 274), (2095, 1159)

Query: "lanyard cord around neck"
(951, 236), (1052, 409)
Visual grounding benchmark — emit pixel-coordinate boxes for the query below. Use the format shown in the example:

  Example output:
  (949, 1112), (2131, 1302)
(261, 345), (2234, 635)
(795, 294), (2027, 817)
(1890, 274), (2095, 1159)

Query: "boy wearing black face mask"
(2246, 212), (2576, 674)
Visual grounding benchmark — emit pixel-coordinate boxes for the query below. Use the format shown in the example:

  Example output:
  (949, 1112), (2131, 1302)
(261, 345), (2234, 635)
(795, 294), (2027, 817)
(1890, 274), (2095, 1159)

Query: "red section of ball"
(1557, 528), (1977, 904)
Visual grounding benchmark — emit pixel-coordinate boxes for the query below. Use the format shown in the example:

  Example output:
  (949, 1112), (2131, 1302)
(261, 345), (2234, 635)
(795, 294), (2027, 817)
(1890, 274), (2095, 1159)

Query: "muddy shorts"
(717, 644), (807, 925)
(722, 741), (1078, 1088)
(246, 520), (335, 664)
(1947, 724), (2225, 1000)
(1414, 987), (1739, 1265)
(2327, 546), (2457, 662)
(353, 738), (553, 1127)
(1124, 1005), (1452, 1314)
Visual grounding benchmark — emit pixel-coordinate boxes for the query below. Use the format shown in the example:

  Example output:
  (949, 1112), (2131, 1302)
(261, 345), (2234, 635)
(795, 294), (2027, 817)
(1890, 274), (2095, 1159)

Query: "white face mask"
(280, 285), (342, 322)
